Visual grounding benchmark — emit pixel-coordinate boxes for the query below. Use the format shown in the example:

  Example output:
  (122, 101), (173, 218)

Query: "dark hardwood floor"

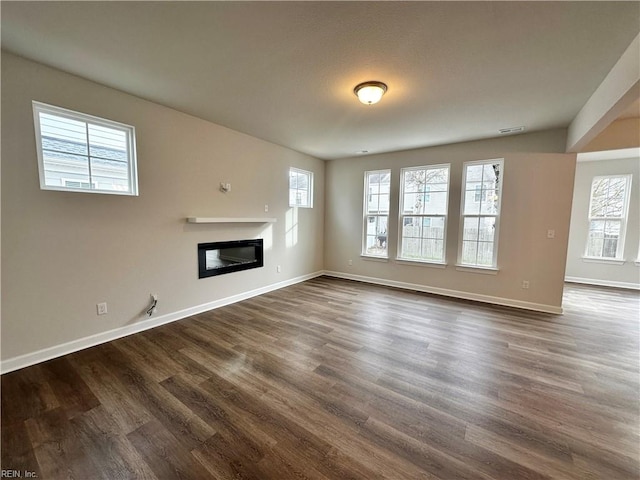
(2, 277), (639, 479)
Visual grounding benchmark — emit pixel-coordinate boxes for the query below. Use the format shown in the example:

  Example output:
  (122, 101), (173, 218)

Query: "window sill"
(581, 257), (625, 266)
(455, 264), (499, 275)
(396, 258), (447, 269)
(360, 255), (389, 263)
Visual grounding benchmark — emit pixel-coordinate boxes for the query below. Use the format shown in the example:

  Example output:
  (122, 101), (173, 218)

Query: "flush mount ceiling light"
(354, 81), (387, 105)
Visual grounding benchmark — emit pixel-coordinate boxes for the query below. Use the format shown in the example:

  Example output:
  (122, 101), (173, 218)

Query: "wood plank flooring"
(2, 277), (639, 479)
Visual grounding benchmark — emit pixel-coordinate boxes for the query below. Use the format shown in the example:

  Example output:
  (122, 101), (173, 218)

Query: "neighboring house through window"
(585, 175), (632, 260)
(399, 164), (450, 263)
(459, 159), (504, 268)
(32, 101), (138, 195)
(363, 170), (391, 257)
(289, 167), (313, 208)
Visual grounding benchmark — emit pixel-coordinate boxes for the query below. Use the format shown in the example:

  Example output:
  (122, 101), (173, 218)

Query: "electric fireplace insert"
(197, 239), (263, 278)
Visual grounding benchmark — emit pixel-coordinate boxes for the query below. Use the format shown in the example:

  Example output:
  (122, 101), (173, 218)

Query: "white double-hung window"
(585, 175), (632, 260)
(459, 159), (504, 269)
(399, 164), (450, 263)
(363, 170), (391, 257)
(289, 167), (314, 208)
(32, 101), (138, 195)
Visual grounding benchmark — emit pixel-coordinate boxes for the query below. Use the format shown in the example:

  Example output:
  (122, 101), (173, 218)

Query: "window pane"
(289, 168), (313, 208)
(602, 238), (618, 258)
(402, 217), (420, 238)
(365, 216), (388, 256)
(40, 113), (88, 147)
(590, 176), (628, 218)
(480, 188), (499, 214)
(423, 191), (447, 215)
(476, 241), (494, 266)
(586, 175), (630, 259)
(586, 237), (604, 257)
(34, 103), (137, 195)
(379, 194), (390, 213)
(461, 240), (477, 264)
(463, 217), (480, 241)
(606, 179), (626, 216)
(364, 170), (390, 256)
(399, 165), (450, 263)
(42, 152), (90, 189)
(478, 217), (496, 242)
(460, 160), (503, 267)
(464, 188), (481, 215)
(366, 216), (378, 235)
(422, 239), (444, 262)
(589, 220), (605, 238)
(402, 237), (421, 258)
(466, 165), (483, 182)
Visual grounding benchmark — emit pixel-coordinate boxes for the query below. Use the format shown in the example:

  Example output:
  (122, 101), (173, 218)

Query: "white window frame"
(32, 101), (138, 196)
(362, 169), (391, 258)
(457, 158), (504, 270)
(289, 167), (314, 208)
(583, 174), (632, 261)
(398, 164), (450, 264)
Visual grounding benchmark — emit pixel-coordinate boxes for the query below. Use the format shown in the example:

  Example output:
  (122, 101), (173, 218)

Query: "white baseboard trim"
(1, 271), (324, 375)
(323, 270), (563, 315)
(565, 276), (640, 291)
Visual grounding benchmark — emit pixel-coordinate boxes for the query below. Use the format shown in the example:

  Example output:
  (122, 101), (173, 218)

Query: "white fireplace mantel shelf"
(186, 217), (277, 224)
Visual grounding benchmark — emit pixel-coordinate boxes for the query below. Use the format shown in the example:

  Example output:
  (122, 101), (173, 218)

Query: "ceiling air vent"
(499, 126), (525, 134)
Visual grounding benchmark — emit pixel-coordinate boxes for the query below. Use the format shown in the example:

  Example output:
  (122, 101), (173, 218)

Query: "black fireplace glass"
(198, 239), (264, 278)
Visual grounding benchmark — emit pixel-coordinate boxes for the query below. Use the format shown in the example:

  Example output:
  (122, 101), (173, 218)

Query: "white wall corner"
(566, 33), (640, 153)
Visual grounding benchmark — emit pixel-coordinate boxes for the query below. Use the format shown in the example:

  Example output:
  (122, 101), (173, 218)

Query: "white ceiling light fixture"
(354, 81), (388, 105)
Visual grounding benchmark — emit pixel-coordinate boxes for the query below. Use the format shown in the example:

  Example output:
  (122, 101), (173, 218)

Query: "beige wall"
(566, 155), (640, 288)
(583, 118), (640, 152)
(324, 130), (576, 311)
(1, 53), (325, 362)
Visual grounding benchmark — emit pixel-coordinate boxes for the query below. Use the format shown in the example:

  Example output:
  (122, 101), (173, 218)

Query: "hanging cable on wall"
(146, 294), (158, 317)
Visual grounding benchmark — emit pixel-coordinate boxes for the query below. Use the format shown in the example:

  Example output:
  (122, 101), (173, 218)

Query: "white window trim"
(396, 258), (447, 269)
(581, 256), (626, 265)
(288, 167), (314, 208)
(362, 169), (391, 258)
(360, 255), (389, 262)
(397, 164), (450, 264)
(457, 158), (504, 269)
(584, 174), (632, 261)
(32, 101), (138, 196)
(455, 264), (499, 275)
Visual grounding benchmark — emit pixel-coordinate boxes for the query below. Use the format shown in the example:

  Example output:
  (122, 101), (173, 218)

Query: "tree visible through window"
(585, 175), (631, 259)
(399, 165), (450, 262)
(363, 170), (390, 257)
(459, 159), (503, 268)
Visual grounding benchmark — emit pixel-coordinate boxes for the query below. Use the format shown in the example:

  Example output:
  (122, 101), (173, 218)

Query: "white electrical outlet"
(97, 302), (108, 315)
(348, 259), (353, 266)
(521, 280), (530, 289)
(265, 204), (269, 212)
(276, 265), (281, 273)
(547, 229), (555, 239)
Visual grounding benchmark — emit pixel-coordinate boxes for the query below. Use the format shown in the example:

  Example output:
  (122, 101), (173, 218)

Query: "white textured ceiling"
(2, 1), (639, 160)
